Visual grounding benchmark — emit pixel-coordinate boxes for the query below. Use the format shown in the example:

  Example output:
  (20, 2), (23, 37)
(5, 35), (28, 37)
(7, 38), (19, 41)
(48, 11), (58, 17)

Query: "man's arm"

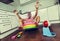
(13, 10), (22, 20)
(33, 8), (38, 19)
(13, 10), (23, 29)
(16, 13), (22, 20)
(33, 0), (39, 19)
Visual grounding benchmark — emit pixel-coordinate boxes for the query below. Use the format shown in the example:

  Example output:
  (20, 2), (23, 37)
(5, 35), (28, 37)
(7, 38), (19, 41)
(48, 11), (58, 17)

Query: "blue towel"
(43, 27), (52, 36)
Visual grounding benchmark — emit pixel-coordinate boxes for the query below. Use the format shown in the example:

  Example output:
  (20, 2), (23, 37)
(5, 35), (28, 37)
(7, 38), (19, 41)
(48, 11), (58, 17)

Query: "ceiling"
(9, 0), (36, 6)
(0, 0), (59, 7)
(19, 0), (57, 12)
(8, 0), (59, 12)
(0, 0), (59, 11)
(8, 0), (59, 6)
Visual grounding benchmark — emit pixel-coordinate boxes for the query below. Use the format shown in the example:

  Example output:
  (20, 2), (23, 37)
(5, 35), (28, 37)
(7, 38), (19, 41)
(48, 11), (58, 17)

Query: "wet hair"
(27, 12), (31, 19)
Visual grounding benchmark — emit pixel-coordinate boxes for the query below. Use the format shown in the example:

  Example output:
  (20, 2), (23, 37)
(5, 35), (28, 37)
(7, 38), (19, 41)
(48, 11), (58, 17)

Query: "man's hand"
(13, 10), (18, 15)
(35, 1), (39, 9)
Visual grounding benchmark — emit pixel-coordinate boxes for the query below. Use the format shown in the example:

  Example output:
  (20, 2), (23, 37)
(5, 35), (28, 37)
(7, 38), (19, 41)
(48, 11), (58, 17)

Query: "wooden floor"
(0, 23), (60, 41)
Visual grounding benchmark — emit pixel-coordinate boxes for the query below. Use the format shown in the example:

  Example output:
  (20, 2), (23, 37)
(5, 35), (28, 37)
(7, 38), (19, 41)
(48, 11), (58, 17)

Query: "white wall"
(0, 10), (20, 39)
(0, 2), (15, 12)
(59, 4), (60, 20)
(0, 10), (20, 33)
(40, 5), (59, 24)
(0, 2), (19, 39)
(47, 5), (59, 21)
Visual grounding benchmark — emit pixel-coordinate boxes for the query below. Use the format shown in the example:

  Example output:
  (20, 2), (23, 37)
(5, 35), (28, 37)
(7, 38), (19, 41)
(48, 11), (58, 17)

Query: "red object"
(43, 20), (48, 27)
(18, 27), (23, 31)
(11, 35), (16, 39)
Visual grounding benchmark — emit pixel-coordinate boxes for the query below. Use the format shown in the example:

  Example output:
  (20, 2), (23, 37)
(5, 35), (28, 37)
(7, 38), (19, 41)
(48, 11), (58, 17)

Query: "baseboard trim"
(39, 21), (60, 26)
(0, 27), (18, 39)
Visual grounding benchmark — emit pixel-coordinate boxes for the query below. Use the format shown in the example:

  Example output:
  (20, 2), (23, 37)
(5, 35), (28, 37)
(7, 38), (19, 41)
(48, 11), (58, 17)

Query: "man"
(13, 0), (40, 31)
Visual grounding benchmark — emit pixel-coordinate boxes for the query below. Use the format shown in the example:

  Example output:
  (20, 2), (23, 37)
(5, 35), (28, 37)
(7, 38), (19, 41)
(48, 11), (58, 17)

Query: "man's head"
(27, 12), (31, 19)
